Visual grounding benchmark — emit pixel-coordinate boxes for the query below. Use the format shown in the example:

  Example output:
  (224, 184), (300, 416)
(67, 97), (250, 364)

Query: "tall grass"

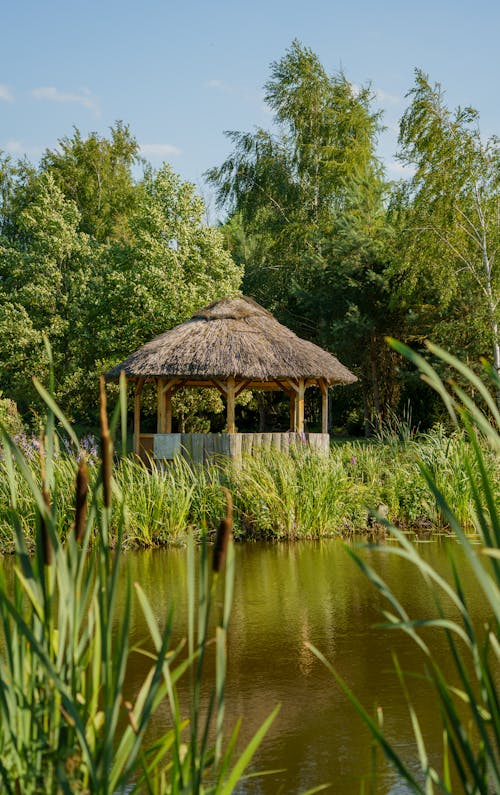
(0, 358), (276, 793)
(2, 429), (497, 548)
(310, 341), (500, 794)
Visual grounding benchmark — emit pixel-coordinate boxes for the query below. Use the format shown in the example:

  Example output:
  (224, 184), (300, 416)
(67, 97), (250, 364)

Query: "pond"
(121, 536), (486, 794)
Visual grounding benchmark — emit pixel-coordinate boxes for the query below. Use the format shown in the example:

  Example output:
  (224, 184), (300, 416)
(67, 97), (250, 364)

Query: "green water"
(122, 537), (487, 794)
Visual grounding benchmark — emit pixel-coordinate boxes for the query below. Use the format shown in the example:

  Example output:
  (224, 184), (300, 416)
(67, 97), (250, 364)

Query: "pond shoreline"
(0, 428), (493, 552)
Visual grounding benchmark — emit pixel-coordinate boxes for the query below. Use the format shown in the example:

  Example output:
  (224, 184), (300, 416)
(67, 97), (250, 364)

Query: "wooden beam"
(273, 380), (294, 398)
(210, 379), (228, 396)
(173, 378), (215, 389)
(296, 378), (305, 433)
(172, 379), (281, 392)
(319, 379), (329, 434)
(226, 376), (236, 434)
(235, 379), (251, 397)
(160, 377), (181, 395)
(133, 378), (145, 456)
(275, 379), (299, 394)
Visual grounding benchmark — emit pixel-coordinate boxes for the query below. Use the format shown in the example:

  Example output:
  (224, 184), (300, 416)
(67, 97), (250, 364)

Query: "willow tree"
(394, 70), (500, 389)
(208, 40), (398, 429)
(208, 41), (383, 312)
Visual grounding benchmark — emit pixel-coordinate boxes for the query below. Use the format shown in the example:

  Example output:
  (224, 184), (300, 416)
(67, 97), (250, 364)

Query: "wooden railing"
(136, 432), (330, 465)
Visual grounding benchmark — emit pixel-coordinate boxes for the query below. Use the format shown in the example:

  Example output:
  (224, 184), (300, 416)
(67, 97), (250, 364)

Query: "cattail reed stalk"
(213, 488), (233, 573)
(99, 375), (112, 508)
(39, 434), (53, 566)
(74, 458), (89, 543)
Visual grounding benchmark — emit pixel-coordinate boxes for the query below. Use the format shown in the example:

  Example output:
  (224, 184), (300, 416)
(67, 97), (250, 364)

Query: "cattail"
(99, 375), (112, 508)
(39, 435), (53, 566)
(74, 458), (89, 543)
(213, 488), (233, 573)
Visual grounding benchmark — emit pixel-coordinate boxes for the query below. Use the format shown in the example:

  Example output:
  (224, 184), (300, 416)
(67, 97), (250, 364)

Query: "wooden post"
(133, 378), (145, 456)
(157, 379), (173, 434)
(297, 379), (305, 433)
(165, 389), (172, 433)
(226, 376), (236, 433)
(320, 379), (329, 434)
(290, 392), (296, 431)
(157, 379), (164, 433)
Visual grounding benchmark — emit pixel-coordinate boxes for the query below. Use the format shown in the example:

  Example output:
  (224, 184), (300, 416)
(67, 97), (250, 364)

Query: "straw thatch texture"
(106, 296), (357, 385)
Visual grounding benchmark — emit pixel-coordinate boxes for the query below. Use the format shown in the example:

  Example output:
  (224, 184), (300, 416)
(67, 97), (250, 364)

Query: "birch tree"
(395, 70), (500, 387)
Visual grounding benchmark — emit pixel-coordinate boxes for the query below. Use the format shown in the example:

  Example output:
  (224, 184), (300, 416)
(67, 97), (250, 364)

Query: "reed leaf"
(0, 350), (274, 793)
(314, 343), (500, 794)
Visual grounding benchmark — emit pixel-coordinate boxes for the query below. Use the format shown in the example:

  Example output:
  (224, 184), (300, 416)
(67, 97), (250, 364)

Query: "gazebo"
(106, 296), (357, 463)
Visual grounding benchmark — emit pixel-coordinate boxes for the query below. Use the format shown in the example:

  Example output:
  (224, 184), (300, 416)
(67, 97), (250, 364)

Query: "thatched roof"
(106, 296), (357, 386)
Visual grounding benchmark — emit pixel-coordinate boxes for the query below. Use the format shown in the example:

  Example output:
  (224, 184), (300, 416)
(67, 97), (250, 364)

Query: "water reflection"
(120, 537), (484, 794)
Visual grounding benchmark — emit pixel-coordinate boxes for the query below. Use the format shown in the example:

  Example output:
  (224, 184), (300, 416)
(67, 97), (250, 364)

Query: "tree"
(393, 70), (500, 390)
(41, 121), (141, 242)
(0, 172), (91, 414)
(60, 163), (243, 422)
(208, 43), (383, 318)
(83, 164), (241, 360)
(0, 135), (242, 425)
(208, 40), (398, 429)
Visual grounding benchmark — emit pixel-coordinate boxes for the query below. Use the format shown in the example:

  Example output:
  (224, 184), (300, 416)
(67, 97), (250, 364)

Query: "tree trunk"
(489, 311), (500, 409)
(362, 388), (371, 438)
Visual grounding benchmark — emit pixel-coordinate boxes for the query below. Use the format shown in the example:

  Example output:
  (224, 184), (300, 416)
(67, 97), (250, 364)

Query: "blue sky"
(1, 0), (499, 205)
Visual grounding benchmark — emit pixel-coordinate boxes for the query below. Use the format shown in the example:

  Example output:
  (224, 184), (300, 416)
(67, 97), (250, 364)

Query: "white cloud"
(375, 88), (402, 105)
(4, 140), (43, 157)
(0, 84), (13, 102)
(205, 79), (223, 89)
(139, 143), (182, 157)
(5, 140), (24, 153)
(32, 86), (99, 114)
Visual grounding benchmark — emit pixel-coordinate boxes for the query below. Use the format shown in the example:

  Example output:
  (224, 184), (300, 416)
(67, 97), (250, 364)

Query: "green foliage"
(88, 164), (241, 357)
(310, 344), (500, 794)
(208, 40), (402, 427)
(3, 56), (500, 435)
(41, 121), (142, 242)
(0, 132), (242, 425)
(0, 172), (91, 412)
(0, 393), (23, 437)
(2, 429), (497, 548)
(392, 70), (500, 379)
